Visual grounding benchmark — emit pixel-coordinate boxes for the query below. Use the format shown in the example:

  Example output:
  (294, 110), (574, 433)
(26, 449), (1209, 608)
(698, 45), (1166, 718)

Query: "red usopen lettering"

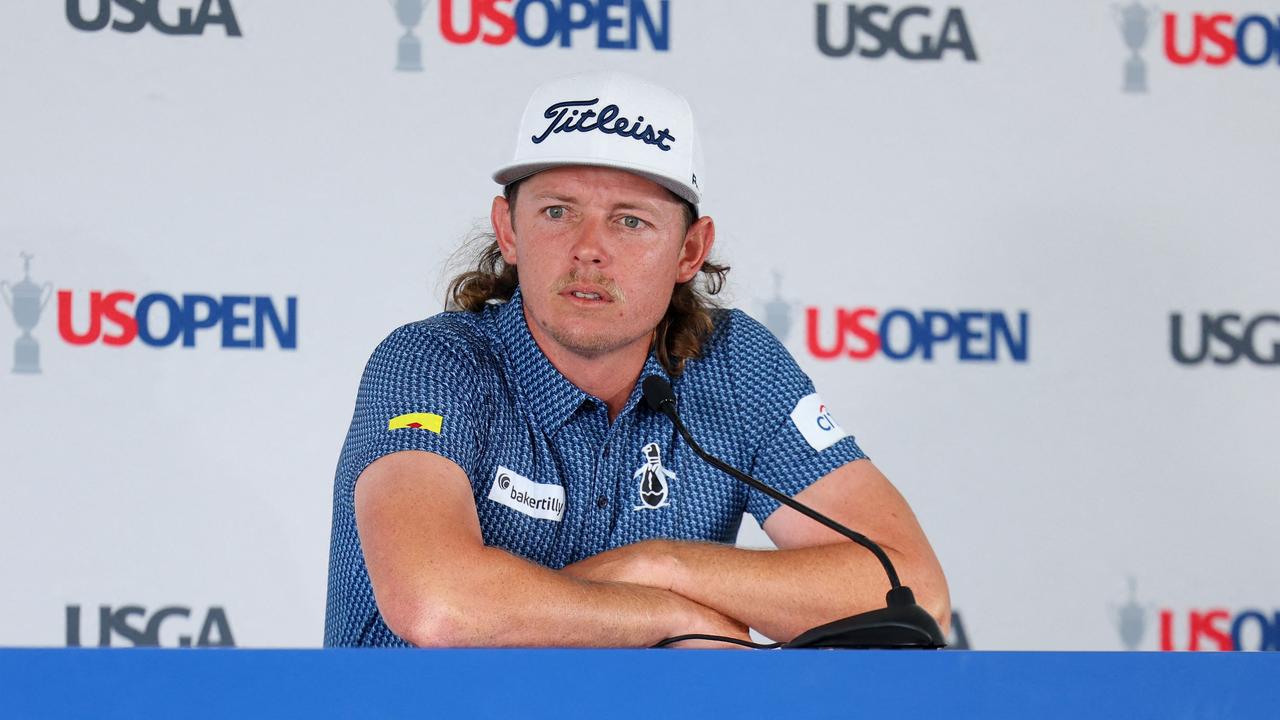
(55, 289), (298, 349)
(438, 0), (515, 44)
(1163, 12), (1280, 66)
(804, 306), (1029, 363)
(437, 0), (670, 50)
(1159, 608), (1280, 651)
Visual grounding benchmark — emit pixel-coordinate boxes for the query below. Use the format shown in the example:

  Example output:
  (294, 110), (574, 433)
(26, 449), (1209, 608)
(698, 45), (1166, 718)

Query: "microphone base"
(784, 604), (947, 649)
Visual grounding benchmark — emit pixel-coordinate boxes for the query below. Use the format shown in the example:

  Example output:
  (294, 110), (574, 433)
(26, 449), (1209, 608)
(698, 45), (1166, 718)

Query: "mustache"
(551, 269), (626, 303)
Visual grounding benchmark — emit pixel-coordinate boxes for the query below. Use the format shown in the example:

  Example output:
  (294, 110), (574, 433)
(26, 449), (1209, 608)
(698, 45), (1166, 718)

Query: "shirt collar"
(622, 352), (672, 420)
(495, 288), (672, 434)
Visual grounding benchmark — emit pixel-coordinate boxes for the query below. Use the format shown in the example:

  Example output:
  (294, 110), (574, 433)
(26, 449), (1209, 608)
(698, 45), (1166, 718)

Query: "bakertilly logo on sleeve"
(487, 466), (565, 522)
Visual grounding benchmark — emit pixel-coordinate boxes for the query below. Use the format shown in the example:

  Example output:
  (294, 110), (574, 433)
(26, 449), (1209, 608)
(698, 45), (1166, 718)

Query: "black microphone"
(643, 376), (945, 649)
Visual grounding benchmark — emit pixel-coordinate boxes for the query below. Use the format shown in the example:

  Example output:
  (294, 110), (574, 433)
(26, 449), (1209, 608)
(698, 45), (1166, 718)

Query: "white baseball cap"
(493, 71), (703, 206)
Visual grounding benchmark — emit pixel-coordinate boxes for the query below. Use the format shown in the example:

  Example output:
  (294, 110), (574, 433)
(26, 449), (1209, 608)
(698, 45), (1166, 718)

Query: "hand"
(564, 543), (750, 648)
(664, 598), (752, 650)
(560, 540), (678, 591)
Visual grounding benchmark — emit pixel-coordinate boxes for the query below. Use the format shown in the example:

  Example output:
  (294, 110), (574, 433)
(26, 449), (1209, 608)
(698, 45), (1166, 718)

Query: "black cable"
(664, 405), (902, 590)
(651, 633), (783, 649)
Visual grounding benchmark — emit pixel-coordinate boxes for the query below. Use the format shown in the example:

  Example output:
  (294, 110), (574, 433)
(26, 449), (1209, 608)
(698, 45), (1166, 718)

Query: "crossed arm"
(354, 450), (949, 647)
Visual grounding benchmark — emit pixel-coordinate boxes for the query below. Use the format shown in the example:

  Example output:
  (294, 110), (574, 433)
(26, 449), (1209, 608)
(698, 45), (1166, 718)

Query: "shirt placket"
(556, 402), (610, 563)
(594, 410), (631, 549)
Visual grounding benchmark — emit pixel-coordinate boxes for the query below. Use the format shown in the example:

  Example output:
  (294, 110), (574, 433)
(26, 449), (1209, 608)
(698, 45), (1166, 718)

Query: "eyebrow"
(612, 201), (662, 216)
(528, 192), (664, 217)
(531, 193), (581, 205)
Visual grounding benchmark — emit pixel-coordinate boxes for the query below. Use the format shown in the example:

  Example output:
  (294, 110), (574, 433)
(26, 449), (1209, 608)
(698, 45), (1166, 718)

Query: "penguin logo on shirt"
(633, 442), (675, 511)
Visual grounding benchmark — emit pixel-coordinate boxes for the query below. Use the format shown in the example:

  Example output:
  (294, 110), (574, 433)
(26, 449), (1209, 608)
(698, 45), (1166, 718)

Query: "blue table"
(1, 649), (1273, 718)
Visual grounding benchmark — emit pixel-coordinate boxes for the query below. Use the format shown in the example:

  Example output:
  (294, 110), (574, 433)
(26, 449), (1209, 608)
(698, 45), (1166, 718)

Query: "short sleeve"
(341, 322), (484, 485)
(724, 312), (867, 524)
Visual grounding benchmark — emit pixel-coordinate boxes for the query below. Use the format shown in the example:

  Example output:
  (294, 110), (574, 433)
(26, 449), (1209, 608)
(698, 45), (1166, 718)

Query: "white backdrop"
(2, 0), (1277, 651)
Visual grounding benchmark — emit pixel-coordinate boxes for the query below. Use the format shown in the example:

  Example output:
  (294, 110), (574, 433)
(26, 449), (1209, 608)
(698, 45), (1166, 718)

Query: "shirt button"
(602, 443), (611, 458)
(596, 496), (609, 509)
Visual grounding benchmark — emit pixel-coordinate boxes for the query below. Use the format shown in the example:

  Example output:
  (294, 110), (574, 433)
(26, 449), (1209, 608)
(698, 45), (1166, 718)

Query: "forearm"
(559, 462), (951, 642)
(381, 545), (727, 648)
(356, 452), (743, 648)
(663, 540), (950, 643)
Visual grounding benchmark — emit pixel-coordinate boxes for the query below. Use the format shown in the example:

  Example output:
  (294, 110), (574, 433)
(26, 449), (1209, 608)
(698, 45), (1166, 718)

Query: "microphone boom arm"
(644, 376), (945, 648)
(663, 407), (904, 592)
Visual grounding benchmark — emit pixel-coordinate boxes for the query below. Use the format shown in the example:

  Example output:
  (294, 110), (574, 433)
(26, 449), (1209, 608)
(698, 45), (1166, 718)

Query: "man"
(325, 72), (948, 648)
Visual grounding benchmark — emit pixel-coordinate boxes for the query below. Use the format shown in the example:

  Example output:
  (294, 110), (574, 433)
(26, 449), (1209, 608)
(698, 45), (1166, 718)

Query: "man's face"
(492, 165), (712, 363)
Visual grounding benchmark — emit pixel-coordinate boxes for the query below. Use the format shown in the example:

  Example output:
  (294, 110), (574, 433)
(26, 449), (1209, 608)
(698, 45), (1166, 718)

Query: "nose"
(570, 215), (610, 267)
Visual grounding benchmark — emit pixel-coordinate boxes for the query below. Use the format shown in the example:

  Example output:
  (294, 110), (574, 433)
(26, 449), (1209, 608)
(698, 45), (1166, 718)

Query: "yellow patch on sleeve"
(387, 412), (443, 434)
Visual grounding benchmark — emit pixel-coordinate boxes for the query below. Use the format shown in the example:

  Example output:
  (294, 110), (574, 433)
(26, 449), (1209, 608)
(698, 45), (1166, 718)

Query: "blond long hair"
(445, 183), (730, 376)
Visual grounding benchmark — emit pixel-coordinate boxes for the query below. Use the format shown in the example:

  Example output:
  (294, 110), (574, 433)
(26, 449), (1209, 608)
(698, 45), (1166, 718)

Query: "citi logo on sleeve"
(816, 3), (978, 61)
(487, 466), (565, 521)
(790, 393), (848, 452)
(66, 0), (242, 36)
(66, 605), (235, 647)
(1170, 312), (1280, 365)
(806, 307), (1028, 363)
(438, 0), (670, 50)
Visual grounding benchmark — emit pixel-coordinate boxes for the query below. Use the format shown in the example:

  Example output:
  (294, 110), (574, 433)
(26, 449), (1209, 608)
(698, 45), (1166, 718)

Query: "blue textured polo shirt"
(325, 289), (866, 647)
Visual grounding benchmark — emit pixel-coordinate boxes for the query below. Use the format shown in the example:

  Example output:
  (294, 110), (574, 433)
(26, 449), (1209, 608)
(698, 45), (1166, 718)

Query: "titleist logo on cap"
(531, 98), (676, 151)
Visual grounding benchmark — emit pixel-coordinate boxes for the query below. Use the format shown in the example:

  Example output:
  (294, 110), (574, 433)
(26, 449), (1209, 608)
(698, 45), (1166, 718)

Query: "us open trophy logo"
(1114, 3), (1157, 93)
(392, 0), (429, 72)
(761, 270), (793, 343)
(1111, 576), (1152, 650)
(1, 252), (54, 374)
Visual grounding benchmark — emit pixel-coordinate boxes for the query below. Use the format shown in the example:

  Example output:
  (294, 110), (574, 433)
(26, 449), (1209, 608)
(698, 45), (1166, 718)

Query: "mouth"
(559, 284), (615, 305)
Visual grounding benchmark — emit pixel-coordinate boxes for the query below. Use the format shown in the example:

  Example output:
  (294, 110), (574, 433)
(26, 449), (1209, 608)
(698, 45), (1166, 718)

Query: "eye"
(621, 216), (645, 230)
(546, 206), (566, 220)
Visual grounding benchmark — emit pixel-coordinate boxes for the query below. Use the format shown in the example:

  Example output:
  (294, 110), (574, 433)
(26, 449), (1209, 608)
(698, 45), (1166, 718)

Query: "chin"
(550, 328), (624, 357)
(548, 317), (651, 356)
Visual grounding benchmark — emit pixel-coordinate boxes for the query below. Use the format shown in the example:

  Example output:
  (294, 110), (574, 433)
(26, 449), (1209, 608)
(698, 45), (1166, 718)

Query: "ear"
(675, 216), (715, 284)
(492, 195), (518, 265)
